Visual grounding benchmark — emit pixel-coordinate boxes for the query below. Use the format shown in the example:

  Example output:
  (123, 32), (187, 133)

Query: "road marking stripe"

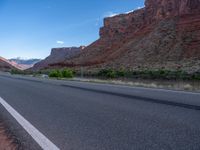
(0, 97), (60, 150)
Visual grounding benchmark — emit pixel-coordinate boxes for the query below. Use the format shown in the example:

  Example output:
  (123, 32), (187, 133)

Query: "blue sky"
(0, 0), (144, 59)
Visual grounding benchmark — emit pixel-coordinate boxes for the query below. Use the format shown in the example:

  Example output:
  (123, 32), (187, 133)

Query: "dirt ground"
(0, 123), (19, 150)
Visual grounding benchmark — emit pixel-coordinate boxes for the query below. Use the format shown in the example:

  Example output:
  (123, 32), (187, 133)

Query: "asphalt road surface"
(0, 73), (200, 150)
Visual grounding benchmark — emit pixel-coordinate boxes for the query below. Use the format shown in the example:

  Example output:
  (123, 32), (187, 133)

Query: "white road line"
(0, 97), (60, 150)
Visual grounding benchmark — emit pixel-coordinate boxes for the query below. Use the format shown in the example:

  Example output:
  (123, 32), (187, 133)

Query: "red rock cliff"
(32, 46), (85, 71)
(54, 0), (200, 72)
(100, 0), (200, 40)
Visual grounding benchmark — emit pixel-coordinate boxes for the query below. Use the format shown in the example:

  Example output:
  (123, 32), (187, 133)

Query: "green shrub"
(116, 70), (126, 77)
(48, 70), (62, 78)
(48, 69), (74, 78)
(61, 69), (74, 78)
(106, 70), (116, 78)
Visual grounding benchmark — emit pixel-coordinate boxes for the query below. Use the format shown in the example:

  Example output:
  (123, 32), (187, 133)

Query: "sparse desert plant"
(98, 69), (117, 78)
(11, 69), (26, 75)
(192, 72), (200, 80)
(116, 69), (126, 77)
(183, 84), (193, 90)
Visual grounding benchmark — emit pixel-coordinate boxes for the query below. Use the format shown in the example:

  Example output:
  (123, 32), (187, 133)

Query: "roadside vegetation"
(48, 69), (74, 78)
(95, 69), (200, 80)
(10, 68), (200, 81)
(11, 69), (27, 75)
(10, 68), (75, 79)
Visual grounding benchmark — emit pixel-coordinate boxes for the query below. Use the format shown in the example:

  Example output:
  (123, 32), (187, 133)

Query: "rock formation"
(32, 46), (85, 71)
(48, 0), (197, 72)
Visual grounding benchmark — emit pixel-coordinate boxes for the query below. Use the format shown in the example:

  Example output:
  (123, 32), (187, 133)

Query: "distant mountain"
(9, 58), (41, 65)
(0, 56), (19, 71)
(9, 58), (41, 70)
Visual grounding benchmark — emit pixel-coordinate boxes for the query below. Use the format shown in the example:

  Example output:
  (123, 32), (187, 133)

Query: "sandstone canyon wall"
(57, 0), (200, 72)
(34, 0), (200, 73)
(32, 46), (85, 71)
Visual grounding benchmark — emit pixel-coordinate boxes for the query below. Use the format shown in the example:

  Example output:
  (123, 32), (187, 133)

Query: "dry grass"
(71, 78), (200, 92)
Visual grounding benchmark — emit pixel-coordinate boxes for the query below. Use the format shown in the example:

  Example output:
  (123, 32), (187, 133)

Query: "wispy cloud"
(137, 6), (143, 9)
(125, 6), (144, 14)
(103, 11), (118, 18)
(56, 41), (64, 44)
(103, 6), (144, 19)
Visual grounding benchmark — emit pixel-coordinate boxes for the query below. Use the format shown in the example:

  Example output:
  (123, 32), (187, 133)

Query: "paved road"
(0, 73), (200, 150)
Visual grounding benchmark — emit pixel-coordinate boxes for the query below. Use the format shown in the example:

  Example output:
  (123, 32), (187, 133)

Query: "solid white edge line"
(0, 97), (60, 150)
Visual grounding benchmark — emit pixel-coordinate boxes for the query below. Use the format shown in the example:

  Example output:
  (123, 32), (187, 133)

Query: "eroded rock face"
(31, 46), (85, 71)
(51, 0), (200, 72)
(145, 0), (200, 19)
(100, 0), (200, 40)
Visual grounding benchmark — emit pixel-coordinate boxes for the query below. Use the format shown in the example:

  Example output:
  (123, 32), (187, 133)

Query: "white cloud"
(137, 6), (143, 9)
(103, 6), (144, 18)
(56, 41), (64, 44)
(104, 11), (118, 18)
(124, 6), (144, 14)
